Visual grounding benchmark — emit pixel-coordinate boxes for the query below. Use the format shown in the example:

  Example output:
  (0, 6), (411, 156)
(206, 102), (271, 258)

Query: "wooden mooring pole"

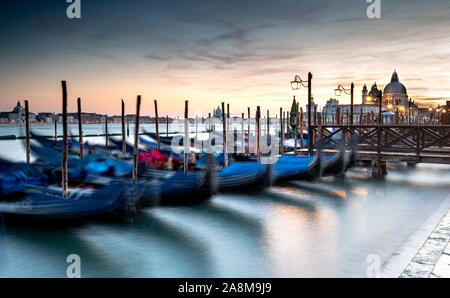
(127, 117), (130, 137)
(54, 116), (58, 142)
(336, 107), (341, 125)
(227, 103), (230, 133)
(195, 115), (198, 140)
(208, 113), (212, 146)
(256, 106), (261, 162)
(61, 81), (68, 197)
(166, 115), (169, 137)
(222, 102), (228, 167)
(280, 107), (284, 155)
(154, 99), (160, 151)
(350, 82), (354, 125)
(77, 97), (83, 157)
(307, 72), (313, 155)
(121, 100), (126, 154)
(241, 113), (245, 154)
(133, 95), (141, 182)
(104, 115), (109, 148)
(300, 107), (304, 149)
(294, 103), (299, 155)
(184, 100), (189, 172)
(247, 107), (250, 153)
(286, 112), (290, 137)
(24, 100), (30, 164)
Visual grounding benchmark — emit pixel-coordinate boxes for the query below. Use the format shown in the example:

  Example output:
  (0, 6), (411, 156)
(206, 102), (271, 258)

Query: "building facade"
(0, 101), (36, 123)
(323, 70), (416, 123)
(322, 98), (379, 123)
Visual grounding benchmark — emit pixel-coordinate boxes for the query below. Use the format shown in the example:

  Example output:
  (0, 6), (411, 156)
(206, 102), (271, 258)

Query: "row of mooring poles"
(210, 104), (304, 159)
(55, 82), (144, 195)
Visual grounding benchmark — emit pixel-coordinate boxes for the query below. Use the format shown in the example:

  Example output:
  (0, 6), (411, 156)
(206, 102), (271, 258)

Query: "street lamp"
(290, 75), (310, 90)
(290, 73), (313, 155)
(334, 83), (354, 125)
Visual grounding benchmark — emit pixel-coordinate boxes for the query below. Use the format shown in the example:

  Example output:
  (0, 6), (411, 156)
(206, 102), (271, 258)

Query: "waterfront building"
(323, 70), (418, 123)
(36, 112), (56, 123)
(382, 70), (409, 109)
(213, 106), (222, 118)
(0, 101), (36, 123)
(442, 101), (450, 124)
(362, 82), (382, 105)
(67, 112), (103, 124)
(322, 98), (379, 123)
(0, 112), (9, 123)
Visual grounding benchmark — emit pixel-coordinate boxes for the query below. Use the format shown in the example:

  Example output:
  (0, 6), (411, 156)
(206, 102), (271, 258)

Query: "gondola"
(108, 137), (138, 154)
(136, 154), (215, 206)
(29, 143), (132, 181)
(273, 154), (321, 182)
(30, 131), (90, 153)
(0, 178), (137, 224)
(137, 168), (214, 206)
(217, 161), (272, 192)
(321, 150), (346, 177)
(144, 131), (196, 146)
(137, 137), (185, 161)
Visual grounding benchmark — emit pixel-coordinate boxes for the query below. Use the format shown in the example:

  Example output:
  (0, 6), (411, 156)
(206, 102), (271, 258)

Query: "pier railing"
(310, 125), (450, 164)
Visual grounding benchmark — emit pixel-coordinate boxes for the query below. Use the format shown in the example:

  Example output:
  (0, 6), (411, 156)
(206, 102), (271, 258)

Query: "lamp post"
(441, 108), (447, 125)
(429, 106), (433, 124)
(334, 83), (354, 125)
(378, 90), (383, 125)
(290, 72), (313, 155)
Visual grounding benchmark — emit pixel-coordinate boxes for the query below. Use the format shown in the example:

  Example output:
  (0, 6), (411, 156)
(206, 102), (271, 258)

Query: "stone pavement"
(400, 209), (450, 278)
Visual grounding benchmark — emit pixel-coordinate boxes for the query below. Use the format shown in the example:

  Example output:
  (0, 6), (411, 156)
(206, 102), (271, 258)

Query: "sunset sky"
(0, 0), (449, 117)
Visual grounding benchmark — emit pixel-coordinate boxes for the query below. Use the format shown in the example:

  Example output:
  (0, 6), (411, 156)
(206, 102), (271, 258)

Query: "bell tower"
(362, 84), (368, 104)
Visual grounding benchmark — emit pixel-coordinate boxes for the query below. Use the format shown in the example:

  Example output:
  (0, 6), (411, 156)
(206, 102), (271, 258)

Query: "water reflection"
(0, 226), (125, 277)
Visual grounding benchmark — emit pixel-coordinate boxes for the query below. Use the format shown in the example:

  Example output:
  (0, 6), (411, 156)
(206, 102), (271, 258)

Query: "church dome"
(13, 101), (23, 113)
(383, 70), (407, 95)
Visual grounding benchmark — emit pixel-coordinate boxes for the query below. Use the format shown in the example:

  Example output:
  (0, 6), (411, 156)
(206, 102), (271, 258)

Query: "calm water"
(0, 125), (449, 277)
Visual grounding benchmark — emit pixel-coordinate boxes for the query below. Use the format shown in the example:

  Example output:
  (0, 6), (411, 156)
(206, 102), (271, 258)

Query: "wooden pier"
(307, 124), (450, 165)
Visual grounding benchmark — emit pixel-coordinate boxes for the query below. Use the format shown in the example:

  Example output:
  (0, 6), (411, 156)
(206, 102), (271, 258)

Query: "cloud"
(1, 0), (450, 113)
